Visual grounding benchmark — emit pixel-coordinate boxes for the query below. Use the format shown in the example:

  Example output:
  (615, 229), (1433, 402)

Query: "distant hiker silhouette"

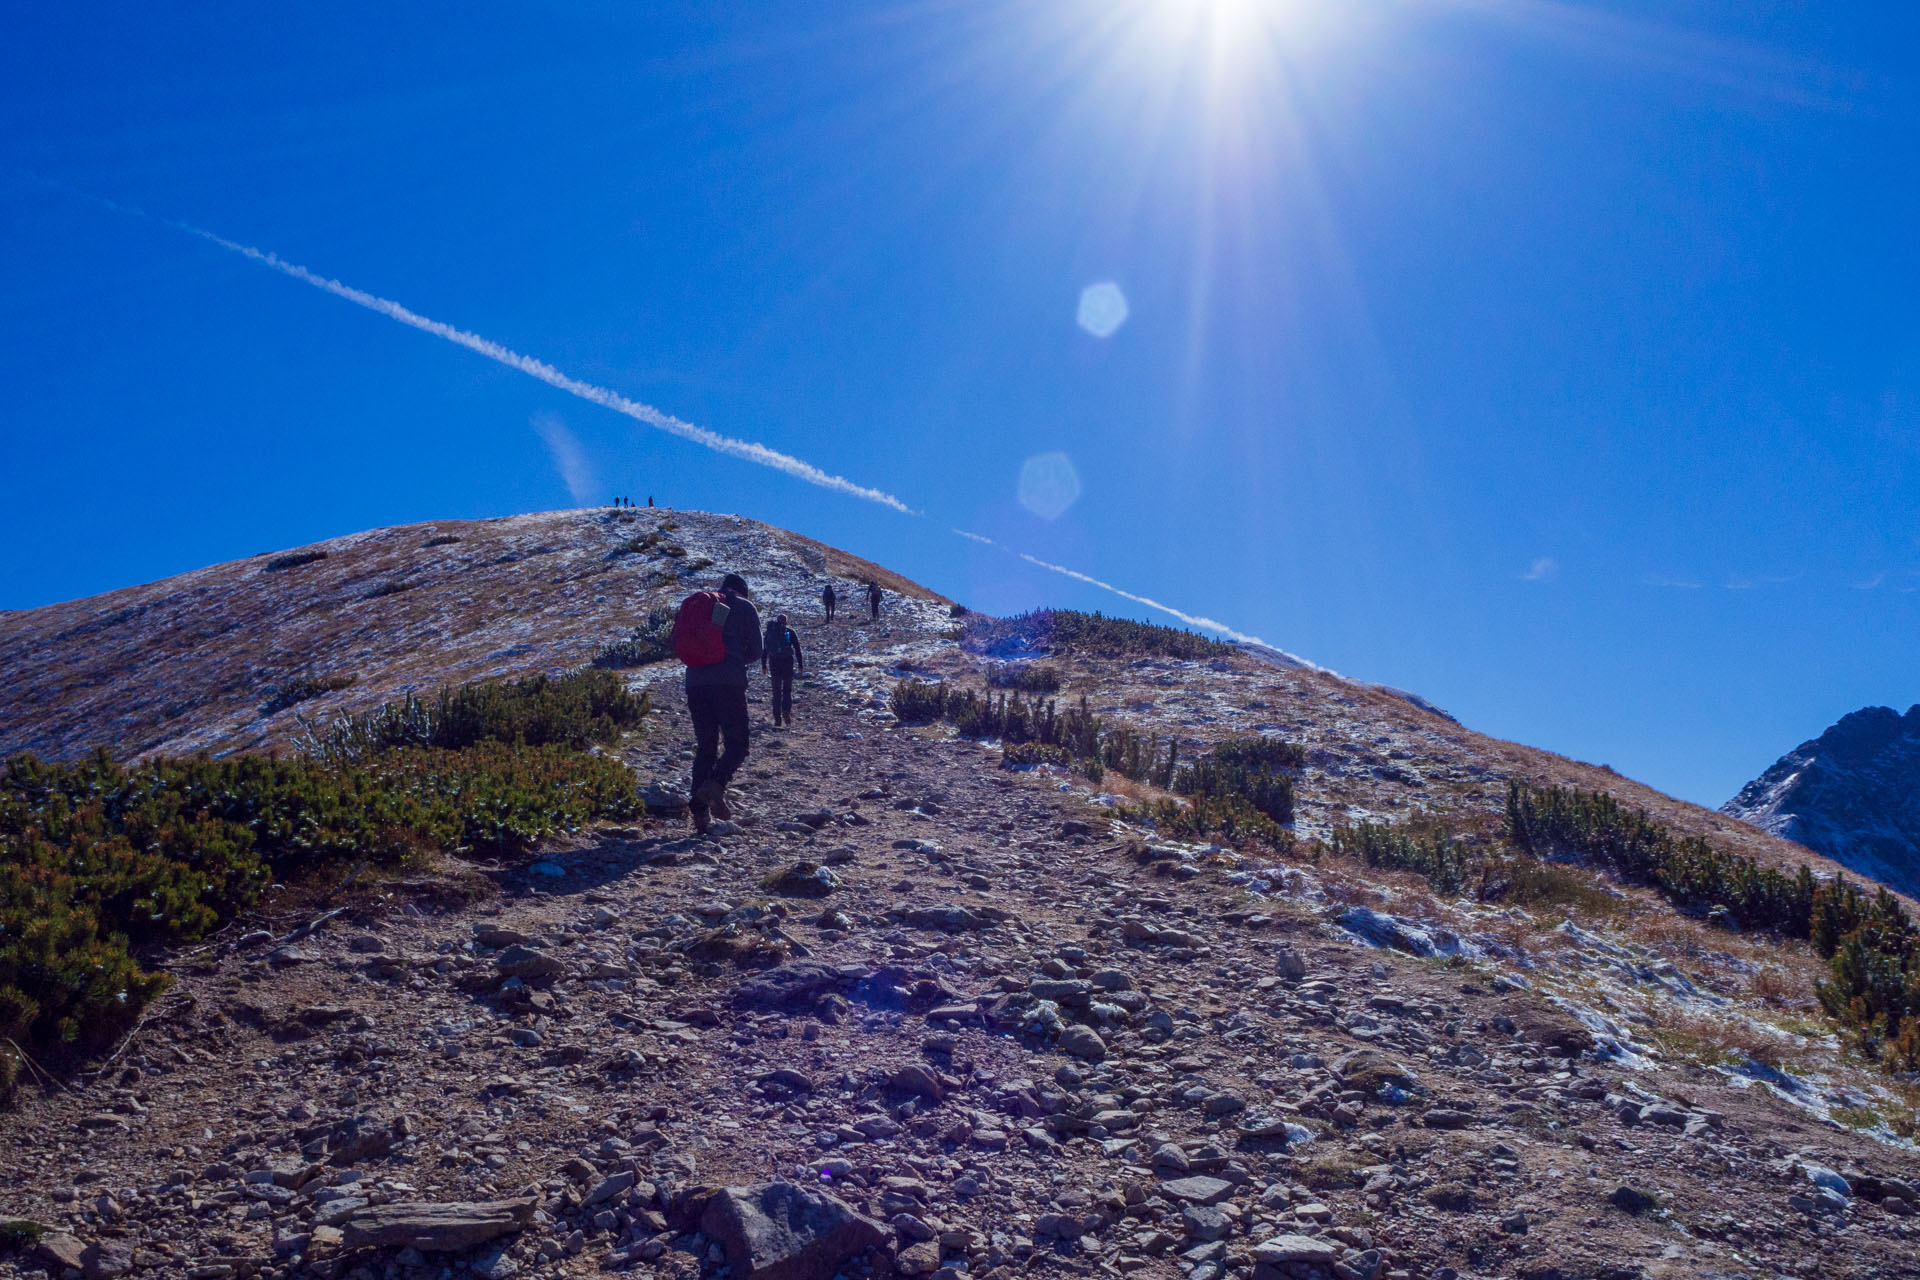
(867, 580), (883, 620)
(822, 581), (836, 622)
(762, 613), (804, 727)
(673, 572), (761, 834)
(648, 496), (654, 507)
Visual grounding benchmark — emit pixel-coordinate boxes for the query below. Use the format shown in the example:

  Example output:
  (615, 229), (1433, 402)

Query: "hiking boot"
(695, 779), (732, 821)
(691, 805), (710, 835)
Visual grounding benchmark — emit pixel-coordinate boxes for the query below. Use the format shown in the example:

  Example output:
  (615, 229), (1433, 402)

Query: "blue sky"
(2, 1), (1916, 808)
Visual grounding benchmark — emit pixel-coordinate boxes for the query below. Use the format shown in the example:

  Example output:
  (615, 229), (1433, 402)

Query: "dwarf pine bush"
(986, 663), (1065, 694)
(1, 671), (651, 1074)
(298, 669), (648, 764)
(1328, 821), (1473, 895)
(1506, 780), (1920, 1071)
(263, 549), (328, 571)
(1172, 738), (1300, 825)
(964, 609), (1235, 660)
(593, 609), (677, 669)
(261, 672), (358, 715)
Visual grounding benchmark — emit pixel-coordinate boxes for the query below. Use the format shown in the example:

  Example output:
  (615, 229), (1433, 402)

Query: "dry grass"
(1746, 967), (1815, 1011)
(1642, 1008), (1815, 1073)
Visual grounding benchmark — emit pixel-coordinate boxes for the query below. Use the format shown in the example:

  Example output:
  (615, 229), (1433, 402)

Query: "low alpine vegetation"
(1, 670), (650, 1076)
(263, 549), (328, 572)
(986, 663), (1065, 694)
(1331, 781), (1920, 1072)
(592, 608), (678, 669)
(260, 672), (358, 715)
(297, 669), (649, 765)
(964, 609), (1236, 661)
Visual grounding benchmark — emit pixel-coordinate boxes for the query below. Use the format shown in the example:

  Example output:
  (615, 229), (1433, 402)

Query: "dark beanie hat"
(721, 573), (750, 596)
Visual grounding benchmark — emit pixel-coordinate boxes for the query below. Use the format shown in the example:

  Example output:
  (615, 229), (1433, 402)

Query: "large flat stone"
(1253, 1234), (1339, 1265)
(339, 1196), (537, 1252)
(1157, 1176), (1234, 1206)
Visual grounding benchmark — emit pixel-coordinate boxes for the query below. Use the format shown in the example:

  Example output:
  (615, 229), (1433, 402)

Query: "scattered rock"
(338, 1196), (538, 1252)
(699, 1182), (889, 1280)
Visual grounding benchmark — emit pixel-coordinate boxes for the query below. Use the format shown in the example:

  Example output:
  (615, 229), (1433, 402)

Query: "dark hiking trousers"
(687, 683), (750, 808)
(769, 657), (796, 725)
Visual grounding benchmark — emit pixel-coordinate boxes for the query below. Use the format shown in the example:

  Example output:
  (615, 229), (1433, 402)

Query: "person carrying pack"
(821, 581), (836, 622)
(761, 613), (805, 727)
(866, 580), (883, 620)
(672, 572), (762, 833)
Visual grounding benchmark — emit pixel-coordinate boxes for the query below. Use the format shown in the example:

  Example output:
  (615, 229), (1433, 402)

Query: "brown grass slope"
(0, 507), (946, 764)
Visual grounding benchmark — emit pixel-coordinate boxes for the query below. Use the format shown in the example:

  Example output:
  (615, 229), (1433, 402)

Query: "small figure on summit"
(672, 572), (762, 834)
(761, 613), (805, 728)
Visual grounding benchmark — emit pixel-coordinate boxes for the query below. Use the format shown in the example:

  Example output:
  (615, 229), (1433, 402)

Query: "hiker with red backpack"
(671, 572), (762, 833)
(761, 613), (804, 728)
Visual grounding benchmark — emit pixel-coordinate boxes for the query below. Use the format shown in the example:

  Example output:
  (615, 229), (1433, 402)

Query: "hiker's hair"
(721, 573), (750, 596)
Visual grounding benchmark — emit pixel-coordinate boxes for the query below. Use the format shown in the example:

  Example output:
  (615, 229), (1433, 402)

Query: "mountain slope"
(1724, 705), (1920, 899)
(2, 508), (1917, 1280)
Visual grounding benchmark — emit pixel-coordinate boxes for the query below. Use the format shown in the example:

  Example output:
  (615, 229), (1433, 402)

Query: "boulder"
(1060, 1025), (1107, 1061)
(700, 1182), (889, 1280)
(767, 862), (839, 898)
(1252, 1235), (1339, 1266)
(32, 1232), (86, 1272)
(338, 1196), (538, 1252)
(1158, 1176), (1234, 1206)
(495, 945), (565, 982)
(733, 962), (845, 1011)
(80, 1241), (134, 1280)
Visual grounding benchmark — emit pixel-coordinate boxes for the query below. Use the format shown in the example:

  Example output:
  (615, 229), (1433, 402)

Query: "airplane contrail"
(170, 216), (1285, 647)
(179, 224), (916, 514)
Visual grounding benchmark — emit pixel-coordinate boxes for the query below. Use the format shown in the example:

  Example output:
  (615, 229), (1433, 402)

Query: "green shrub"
(0, 737), (641, 1066)
(1329, 821), (1472, 895)
(298, 670), (649, 764)
(987, 663), (1064, 694)
(261, 673), (358, 715)
(422, 534), (462, 547)
(1507, 783), (1814, 933)
(593, 609), (677, 669)
(364, 580), (417, 599)
(1002, 742), (1074, 770)
(1120, 793), (1293, 852)
(264, 549), (328, 572)
(1172, 738), (1299, 825)
(0, 1221), (44, 1249)
(893, 680), (1182, 788)
(964, 609), (1235, 660)
(1507, 781), (1920, 1073)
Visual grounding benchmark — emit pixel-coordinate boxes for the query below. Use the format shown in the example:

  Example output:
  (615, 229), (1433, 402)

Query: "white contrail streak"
(178, 224), (916, 514)
(163, 211), (1286, 648)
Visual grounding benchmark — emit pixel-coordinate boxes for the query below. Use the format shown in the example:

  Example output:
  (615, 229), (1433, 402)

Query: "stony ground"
(5, 600), (1919, 1280)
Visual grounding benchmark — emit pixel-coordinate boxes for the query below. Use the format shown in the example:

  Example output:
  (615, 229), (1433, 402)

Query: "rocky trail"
(3, 595), (1918, 1280)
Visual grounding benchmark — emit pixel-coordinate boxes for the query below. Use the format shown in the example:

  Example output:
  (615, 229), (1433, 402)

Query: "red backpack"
(672, 591), (730, 667)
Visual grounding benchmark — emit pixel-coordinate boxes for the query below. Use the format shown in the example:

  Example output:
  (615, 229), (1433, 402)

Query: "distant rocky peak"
(1724, 703), (1920, 899)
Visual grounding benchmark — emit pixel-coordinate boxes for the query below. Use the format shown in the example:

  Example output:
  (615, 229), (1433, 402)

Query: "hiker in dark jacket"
(686, 572), (762, 832)
(867, 580), (883, 620)
(821, 581), (836, 622)
(761, 613), (805, 727)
